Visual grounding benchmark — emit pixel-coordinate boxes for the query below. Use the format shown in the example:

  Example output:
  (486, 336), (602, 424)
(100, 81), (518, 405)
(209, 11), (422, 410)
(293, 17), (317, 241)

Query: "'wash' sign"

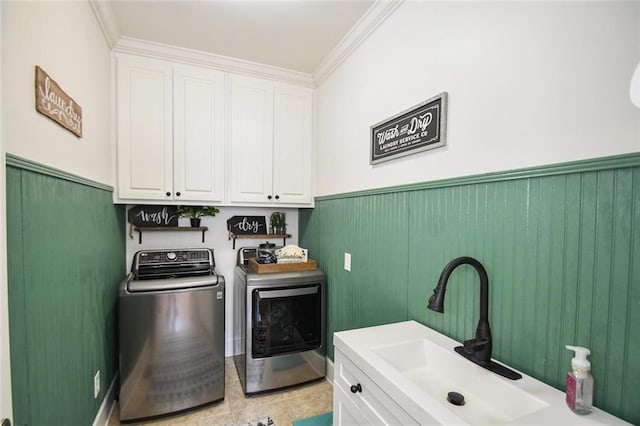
(35, 66), (83, 138)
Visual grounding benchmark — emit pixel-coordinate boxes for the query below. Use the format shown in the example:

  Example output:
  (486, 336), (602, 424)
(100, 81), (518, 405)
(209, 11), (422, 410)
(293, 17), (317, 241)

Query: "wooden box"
(247, 258), (318, 274)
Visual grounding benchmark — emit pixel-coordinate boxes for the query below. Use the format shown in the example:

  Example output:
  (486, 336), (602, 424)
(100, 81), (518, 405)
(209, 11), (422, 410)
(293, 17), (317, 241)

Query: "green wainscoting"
(6, 155), (126, 426)
(299, 153), (640, 425)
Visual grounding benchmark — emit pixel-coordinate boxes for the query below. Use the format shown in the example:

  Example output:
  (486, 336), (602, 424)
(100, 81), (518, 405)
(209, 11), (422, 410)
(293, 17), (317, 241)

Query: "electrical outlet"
(94, 370), (100, 399)
(344, 253), (351, 272)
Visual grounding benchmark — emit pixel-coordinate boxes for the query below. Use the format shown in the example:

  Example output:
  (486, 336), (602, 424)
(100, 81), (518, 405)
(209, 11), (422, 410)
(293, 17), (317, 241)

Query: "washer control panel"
(137, 249), (211, 264)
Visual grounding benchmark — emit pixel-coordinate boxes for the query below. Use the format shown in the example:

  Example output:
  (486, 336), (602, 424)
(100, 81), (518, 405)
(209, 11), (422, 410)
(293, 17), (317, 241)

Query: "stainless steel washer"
(118, 249), (225, 422)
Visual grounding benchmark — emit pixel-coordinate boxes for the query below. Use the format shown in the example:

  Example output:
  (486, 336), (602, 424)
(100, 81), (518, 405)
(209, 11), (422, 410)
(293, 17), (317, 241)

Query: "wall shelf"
(228, 232), (291, 249)
(133, 226), (208, 244)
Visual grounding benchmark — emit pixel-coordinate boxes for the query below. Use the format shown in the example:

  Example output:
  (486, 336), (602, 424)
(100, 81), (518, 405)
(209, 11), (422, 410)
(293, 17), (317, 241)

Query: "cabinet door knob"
(275, 195), (280, 200)
(166, 192), (171, 197)
(350, 383), (362, 393)
(176, 192), (181, 197)
(267, 195), (273, 200)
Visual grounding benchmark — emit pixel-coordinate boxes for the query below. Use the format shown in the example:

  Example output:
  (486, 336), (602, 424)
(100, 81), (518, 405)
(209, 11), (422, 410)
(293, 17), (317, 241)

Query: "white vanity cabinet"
(334, 322), (632, 426)
(229, 74), (313, 207)
(115, 54), (225, 203)
(333, 348), (419, 425)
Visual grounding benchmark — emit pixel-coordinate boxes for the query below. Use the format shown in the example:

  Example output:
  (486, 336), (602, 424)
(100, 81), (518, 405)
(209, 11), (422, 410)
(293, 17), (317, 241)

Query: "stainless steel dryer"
(119, 248), (225, 422)
(233, 247), (326, 395)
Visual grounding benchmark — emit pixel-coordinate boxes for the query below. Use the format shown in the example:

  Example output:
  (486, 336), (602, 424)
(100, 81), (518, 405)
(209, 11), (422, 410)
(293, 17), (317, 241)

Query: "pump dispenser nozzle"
(566, 345), (591, 372)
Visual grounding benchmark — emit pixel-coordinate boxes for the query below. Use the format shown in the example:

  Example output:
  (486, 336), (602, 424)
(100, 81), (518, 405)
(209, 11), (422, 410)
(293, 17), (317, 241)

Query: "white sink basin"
(372, 338), (548, 424)
(334, 321), (630, 425)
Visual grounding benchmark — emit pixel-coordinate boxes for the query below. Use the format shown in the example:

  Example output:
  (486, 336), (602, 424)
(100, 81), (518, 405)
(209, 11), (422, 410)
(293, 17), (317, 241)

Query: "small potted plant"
(270, 211), (286, 235)
(176, 205), (220, 227)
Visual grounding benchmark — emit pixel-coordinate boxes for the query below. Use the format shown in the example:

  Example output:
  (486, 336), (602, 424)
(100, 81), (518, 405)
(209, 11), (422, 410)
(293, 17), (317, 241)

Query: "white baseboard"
(93, 372), (118, 426)
(326, 356), (334, 384)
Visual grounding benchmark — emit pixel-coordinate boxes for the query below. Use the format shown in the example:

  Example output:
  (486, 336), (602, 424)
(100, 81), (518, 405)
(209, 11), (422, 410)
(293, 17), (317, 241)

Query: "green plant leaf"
(176, 205), (220, 219)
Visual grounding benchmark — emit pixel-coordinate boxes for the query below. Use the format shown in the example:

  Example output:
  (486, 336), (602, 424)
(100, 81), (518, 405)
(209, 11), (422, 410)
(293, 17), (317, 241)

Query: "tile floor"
(109, 357), (333, 425)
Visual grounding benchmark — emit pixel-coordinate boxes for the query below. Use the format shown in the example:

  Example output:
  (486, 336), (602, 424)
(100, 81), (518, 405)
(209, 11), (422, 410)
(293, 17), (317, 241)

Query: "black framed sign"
(370, 92), (448, 165)
(226, 216), (267, 235)
(127, 205), (178, 227)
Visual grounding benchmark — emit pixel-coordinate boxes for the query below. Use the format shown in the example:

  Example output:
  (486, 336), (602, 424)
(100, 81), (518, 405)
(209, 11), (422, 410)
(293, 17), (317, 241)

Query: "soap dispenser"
(565, 345), (594, 415)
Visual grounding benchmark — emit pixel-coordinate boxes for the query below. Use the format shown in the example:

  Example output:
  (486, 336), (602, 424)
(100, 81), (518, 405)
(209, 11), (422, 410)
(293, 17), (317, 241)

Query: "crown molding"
(312, 0), (404, 87)
(88, 0), (397, 88)
(113, 36), (314, 88)
(88, 0), (312, 86)
(88, 0), (121, 49)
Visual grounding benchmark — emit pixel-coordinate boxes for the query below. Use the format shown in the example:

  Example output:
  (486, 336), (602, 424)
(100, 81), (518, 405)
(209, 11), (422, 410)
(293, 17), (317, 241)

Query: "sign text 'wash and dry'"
(370, 92), (448, 164)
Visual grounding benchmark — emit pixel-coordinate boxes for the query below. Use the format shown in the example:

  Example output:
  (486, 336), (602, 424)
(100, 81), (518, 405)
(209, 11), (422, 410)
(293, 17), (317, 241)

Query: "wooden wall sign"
(370, 92), (448, 164)
(35, 66), (83, 138)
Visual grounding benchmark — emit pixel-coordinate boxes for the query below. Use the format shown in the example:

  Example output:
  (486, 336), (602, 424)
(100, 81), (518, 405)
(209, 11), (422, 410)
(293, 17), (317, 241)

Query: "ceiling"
(108, 0), (375, 74)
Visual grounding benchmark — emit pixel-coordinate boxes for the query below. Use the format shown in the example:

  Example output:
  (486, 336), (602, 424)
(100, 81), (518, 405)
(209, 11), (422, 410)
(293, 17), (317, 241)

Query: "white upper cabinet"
(229, 75), (275, 204)
(115, 54), (225, 204)
(273, 84), (313, 205)
(230, 75), (313, 206)
(115, 54), (313, 207)
(116, 55), (173, 201)
(173, 65), (225, 202)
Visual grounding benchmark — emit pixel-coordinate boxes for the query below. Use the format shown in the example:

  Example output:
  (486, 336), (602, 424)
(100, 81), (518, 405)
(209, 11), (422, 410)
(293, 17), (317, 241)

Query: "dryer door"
(252, 284), (322, 358)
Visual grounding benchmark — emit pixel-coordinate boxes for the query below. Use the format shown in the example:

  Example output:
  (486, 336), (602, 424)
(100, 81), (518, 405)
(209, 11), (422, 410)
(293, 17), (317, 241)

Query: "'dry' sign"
(227, 216), (267, 235)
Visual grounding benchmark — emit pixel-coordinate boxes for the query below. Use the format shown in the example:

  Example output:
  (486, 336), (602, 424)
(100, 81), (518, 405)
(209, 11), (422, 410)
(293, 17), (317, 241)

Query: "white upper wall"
(0, 2), (12, 421)
(2, 1), (112, 185)
(314, 1), (640, 196)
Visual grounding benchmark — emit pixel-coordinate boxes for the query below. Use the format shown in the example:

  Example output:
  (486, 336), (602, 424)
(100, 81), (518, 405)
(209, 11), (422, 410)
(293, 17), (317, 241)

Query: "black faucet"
(427, 256), (522, 380)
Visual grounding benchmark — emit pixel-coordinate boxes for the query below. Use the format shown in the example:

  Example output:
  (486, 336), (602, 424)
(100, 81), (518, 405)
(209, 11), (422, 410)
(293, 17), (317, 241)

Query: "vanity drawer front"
(334, 348), (419, 425)
(333, 384), (367, 425)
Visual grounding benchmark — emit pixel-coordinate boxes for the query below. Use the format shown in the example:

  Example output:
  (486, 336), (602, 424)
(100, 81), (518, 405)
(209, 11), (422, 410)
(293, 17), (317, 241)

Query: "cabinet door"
(173, 66), (225, 203)
(334, 385), (366, 426)
(229, 75), (274, 204)
(273, 84), (313, 205)
(116, 54), (173, 200)
(334, 349), (419, 425)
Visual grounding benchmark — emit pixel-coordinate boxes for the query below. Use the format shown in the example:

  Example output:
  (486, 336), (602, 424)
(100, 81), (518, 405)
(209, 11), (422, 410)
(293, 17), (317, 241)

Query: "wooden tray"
(248, 258), (318, 274)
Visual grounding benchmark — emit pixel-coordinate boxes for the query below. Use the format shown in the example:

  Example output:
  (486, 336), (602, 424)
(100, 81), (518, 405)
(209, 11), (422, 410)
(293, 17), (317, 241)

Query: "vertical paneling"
(5, 167), (29, 423)
(6, 165), (126, 425)
(300, 192), (409, 359)
(605, 169), (633, 415)
(553, 173), (581, 389)
(622, 170), (640, 422)
(300, 156), (640, 425)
